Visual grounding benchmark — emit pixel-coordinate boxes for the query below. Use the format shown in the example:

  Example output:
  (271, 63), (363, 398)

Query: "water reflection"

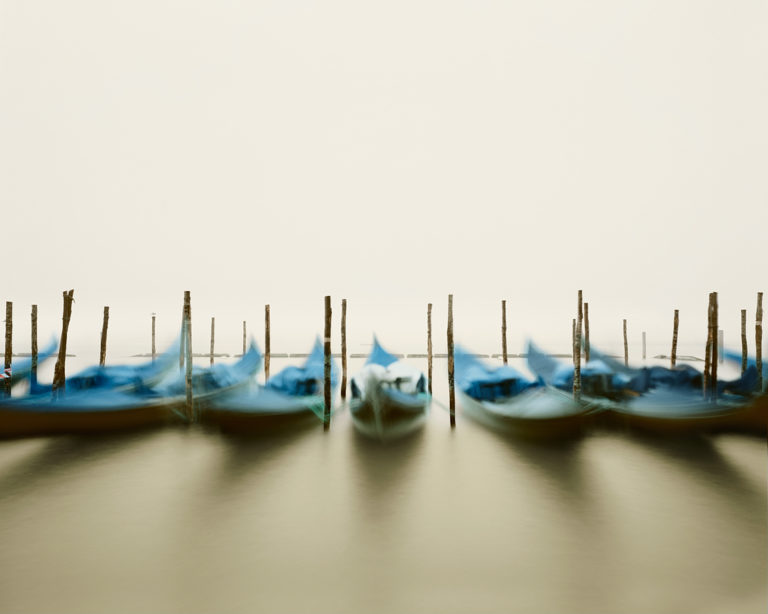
(0, 430), (161, 499)
(211, 423), (321, 493)
(0, 358), (763, 614)
(349, 426), (426, 519)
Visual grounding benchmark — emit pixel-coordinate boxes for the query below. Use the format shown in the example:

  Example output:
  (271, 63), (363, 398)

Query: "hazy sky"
(2, 1), (766, 357)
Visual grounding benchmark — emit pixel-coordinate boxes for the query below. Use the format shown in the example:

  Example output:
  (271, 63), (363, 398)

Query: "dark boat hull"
(604, 397), (768, 436)
(0, 402), (178, 439)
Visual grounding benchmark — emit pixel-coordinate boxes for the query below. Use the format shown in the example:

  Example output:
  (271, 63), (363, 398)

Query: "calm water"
(0, 355), (765, 614)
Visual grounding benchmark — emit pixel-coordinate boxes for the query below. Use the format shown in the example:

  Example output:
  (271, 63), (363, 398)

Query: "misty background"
(1, 1), (766, 359)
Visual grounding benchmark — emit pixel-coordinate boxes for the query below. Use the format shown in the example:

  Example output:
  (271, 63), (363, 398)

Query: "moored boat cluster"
(0, 331), (765, 441)
(0, 290), (765, 441)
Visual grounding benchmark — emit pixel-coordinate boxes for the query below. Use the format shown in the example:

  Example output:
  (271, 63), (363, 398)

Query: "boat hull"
(350, 386), (430, 441)
(458, 387), (596, 439)
(0, 401), (178, 438)
(197, 377), (336, 433)
(603, 395), (768, 436)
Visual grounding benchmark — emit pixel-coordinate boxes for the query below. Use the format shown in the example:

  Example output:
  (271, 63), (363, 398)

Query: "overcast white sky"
(1, 1), (766, 358)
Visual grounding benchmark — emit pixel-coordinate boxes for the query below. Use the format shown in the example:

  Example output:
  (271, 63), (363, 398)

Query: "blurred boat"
(199, 338), (339, 432)
(457, 343), (595, 438)
(0, 342), (263, 438)
(606, 386), (767, 435)
(0, 387), (183, 438)
(525, 340), (625, 405)
(28, 336), (182, 395)
(528, 341), (765, 435)
(584, 343), (767, 434)
(350, 337), (430, 441)
(155, 340), (264, 410)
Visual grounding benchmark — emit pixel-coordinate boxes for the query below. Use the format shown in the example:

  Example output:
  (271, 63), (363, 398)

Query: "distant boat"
(350, 337), (430, 441)
(199, 338), (340, 432)
(0, 342), (263, 439)
(456, 343), (595, 438)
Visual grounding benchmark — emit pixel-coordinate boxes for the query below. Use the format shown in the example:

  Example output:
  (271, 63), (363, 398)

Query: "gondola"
(349, 337), (430, 441)
(456, 343), (596, 438)
(605, 386), (767, 435)
(199, 338), (339, 432)
(525, 340), (634, 407)
(529, 341), (765, 435)
(0, 341), (262, 438)
(28, 336), (182, 395)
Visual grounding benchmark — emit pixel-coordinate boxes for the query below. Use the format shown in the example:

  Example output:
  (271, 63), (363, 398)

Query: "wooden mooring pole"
(427, 303), (433, 396)
(99, 306), (109, 367)
(4, 301), (12, 397)
(323, 296), (332, 431)
(671, 309), (679, 368)
(183, 291), (193, 422)
(52, 289), (74, 395)
(703, 294), (714, 399)
(341, 299), (347, 401)
(711, 292), (718, 400)
(242, 320), (246, 356)
(584, 302), (590, 362)
(209, 316), (215, 365)
(501, 299), (508, 365)
(642, 331), (646, 360)
(265, 305), (271, 382)
(448, 294), (455, 427)
(756, 292), (763, 393)
(151, 313), (156, 361)
(573, 291), (582, 401)
(623, 319), (628, 367)
(741, 309), (747, 374)
(31, 305), (38, 388)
